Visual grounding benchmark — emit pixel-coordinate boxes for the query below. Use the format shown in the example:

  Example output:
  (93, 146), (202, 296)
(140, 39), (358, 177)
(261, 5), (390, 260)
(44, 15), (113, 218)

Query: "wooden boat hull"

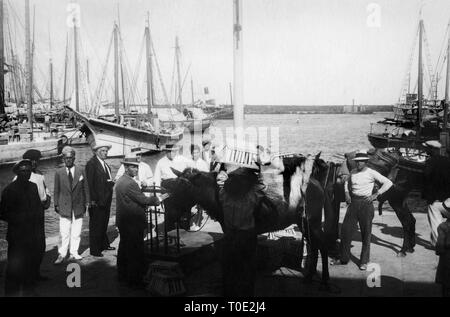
(0, 138), (63, 166)
(367, 133), (432, 150)
(160, 119), (212, 133)
(65, 106), (184, 157)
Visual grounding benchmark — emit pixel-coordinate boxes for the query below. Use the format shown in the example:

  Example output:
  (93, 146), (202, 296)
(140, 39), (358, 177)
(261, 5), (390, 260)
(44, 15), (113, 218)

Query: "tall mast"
(63, 33), (68, 103)
(444, 25), (450, 132)
(175, 36), (183, 107)
(229, 82), (233, 106)
(233, 0), (244, 133)
(417, 19), (423, 134)
(73, 16), (80, 111)
(145, 13), (154, 114)
(113, 22), (119, 120)
(0, 0), (4, 114)
(190, 77), (194, 106)
(50, 59), (53, 108)
(49, 25), (53, 108)
(86, 59), (90, 84)
(25, 0), (33, 138)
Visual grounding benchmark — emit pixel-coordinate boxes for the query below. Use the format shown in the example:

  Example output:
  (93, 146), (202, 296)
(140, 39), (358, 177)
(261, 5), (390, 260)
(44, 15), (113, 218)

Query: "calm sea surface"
(0, 113), (386, 239)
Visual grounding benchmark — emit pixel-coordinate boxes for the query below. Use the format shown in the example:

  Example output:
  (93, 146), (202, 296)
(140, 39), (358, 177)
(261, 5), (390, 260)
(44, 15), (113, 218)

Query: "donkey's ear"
(171, 167), (182, 177)
(315, 151), (322, 161)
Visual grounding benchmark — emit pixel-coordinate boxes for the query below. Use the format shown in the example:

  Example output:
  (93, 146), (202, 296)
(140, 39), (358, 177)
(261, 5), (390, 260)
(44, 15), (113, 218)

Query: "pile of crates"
(145, 260), (186, 296)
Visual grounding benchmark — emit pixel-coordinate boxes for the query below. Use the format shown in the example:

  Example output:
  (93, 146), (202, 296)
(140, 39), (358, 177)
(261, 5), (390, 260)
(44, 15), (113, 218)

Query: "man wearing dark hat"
(114, 147), (153, 188)
(85, 141), (115, 257)
(332, 150), (393, 270)
(19, 149), (49, 281)
(0, 160), (45, 296)
(422, 140), (450, 246)
(115, 156), (161, 289)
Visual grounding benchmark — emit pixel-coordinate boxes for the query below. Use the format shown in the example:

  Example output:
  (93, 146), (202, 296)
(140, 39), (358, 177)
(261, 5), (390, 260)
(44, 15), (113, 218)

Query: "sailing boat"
(0, 0), (63, 166)
(66, 20), (183, 157)
(157, 36), (212, 133)
(368, 18), (446, 151)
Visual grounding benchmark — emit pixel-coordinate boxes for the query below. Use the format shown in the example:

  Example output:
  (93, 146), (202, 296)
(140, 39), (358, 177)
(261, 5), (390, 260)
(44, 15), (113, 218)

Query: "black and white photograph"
(0, 0), (450, 301)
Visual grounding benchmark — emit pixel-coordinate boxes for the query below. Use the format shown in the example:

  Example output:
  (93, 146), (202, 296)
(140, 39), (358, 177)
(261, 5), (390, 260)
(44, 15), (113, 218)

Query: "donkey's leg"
(389, 197), (416, 256)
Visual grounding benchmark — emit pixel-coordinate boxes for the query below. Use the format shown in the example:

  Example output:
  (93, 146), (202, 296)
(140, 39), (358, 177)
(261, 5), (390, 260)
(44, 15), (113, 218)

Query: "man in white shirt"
(153, 144), (190, 187)
(115, 147), (153, 188)
(332, 150), (393, 270)
(202, 138), (212, 168)
(188, 145), (209, 231)
(189, 144), (209, 172)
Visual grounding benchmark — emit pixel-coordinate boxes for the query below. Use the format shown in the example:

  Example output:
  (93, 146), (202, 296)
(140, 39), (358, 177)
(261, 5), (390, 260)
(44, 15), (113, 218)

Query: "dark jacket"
(0, 180), (43, 243)
(85, 156), (114, 207)
(423, 155), (450, 203)
(54, 166), (90, 219)
(115, 174), (159, 229)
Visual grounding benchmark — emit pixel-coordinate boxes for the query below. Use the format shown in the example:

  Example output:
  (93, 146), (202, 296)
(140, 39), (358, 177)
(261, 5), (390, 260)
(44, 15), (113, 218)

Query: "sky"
(5, 0), (450, 106)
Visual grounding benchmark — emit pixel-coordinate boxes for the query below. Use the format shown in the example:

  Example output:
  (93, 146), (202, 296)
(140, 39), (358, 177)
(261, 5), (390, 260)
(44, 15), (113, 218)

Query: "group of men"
(0, 138), (214, 295)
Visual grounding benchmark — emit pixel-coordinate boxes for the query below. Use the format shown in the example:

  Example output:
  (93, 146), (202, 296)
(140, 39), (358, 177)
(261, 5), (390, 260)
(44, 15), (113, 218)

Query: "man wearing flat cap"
(115, 156), (161, 289)
(0, 160), (45, 296)
(85, 141), (115, 257)
(422, 140), (450, 246)
(332, 150), (393, 270)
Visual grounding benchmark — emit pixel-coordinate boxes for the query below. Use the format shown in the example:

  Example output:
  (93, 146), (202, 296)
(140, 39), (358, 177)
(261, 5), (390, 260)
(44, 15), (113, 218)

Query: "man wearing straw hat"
(114, 147), (154, 188)
(85, 141), (115, 257)
(422, 140), (450, 247)
(115, 156), (161, 289)
(332, 150), (393, 270)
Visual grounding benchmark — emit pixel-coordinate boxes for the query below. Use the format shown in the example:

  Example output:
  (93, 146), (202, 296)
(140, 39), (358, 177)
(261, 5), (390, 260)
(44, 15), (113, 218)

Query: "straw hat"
(92, 141), (112, 151)
(353, 150), (369, 161)
(121, 156), (140, 166)
(23, 149), (42, 161)
(422, 140), (442, 149)
(163, 144), (180, 152)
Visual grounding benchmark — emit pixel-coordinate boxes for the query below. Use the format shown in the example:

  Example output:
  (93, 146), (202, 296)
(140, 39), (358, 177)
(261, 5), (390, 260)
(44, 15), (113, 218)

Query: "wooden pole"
(175, 36), (183, 107)
(74, 18), (80, 111)
(25, 0), (33, 139)
(145, 14), (154, 115)
(417, 20), (423, 137)
(63, 33), (68, 103)
(0, 0), (5, 114)
(233, 0), (244, 134)
(444, 29), (450, 132)
(114, 22), (119, 120)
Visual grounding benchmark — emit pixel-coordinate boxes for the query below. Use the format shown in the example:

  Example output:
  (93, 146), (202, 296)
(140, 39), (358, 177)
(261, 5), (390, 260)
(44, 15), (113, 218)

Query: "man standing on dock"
(332, 150), (393, 270)
(85, 142), (115, 257)
(21, 149), (50, 281)
(422, 140), (450, 246)
(53, 146), (90, 264)
(115, 156), (160, 289)
(114, 147), (154, 188)
(0, 160), (45, 296)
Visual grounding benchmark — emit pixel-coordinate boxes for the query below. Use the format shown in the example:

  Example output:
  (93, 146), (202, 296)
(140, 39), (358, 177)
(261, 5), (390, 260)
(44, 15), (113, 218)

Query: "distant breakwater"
(122, 104), (393, 115)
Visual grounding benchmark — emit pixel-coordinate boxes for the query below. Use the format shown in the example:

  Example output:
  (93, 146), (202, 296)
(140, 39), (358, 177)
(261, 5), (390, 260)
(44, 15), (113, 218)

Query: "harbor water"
(0, 113), (386, 240)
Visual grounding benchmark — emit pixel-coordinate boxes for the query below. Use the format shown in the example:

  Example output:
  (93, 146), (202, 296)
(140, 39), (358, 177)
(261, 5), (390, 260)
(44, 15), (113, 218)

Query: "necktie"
(104, 163), (111, 179)
(68, 169), (73, 188)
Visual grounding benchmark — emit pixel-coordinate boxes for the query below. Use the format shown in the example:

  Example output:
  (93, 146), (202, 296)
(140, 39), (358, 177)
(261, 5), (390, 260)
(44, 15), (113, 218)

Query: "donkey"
(162, 153), (333, 288)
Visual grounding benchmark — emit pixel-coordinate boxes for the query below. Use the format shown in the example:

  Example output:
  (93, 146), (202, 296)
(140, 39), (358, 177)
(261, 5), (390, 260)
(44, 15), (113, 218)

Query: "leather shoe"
(90, 253), (104, 257)
(104, 246), (116, 251)
(359, 264), (368, 271)
(54, 255), (65, 265)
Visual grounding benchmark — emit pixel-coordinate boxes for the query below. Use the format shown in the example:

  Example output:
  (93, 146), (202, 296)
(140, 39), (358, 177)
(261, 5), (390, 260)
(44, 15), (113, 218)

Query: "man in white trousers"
(54, 146), (90, 263)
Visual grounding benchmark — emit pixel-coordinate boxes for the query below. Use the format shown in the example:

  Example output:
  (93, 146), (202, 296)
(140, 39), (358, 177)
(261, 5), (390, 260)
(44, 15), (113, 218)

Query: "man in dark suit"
(115, 156), (161, 289)
(85, 141), (115, 257)
(0, 160), (44, 296)
(54, 146), (90, 264)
